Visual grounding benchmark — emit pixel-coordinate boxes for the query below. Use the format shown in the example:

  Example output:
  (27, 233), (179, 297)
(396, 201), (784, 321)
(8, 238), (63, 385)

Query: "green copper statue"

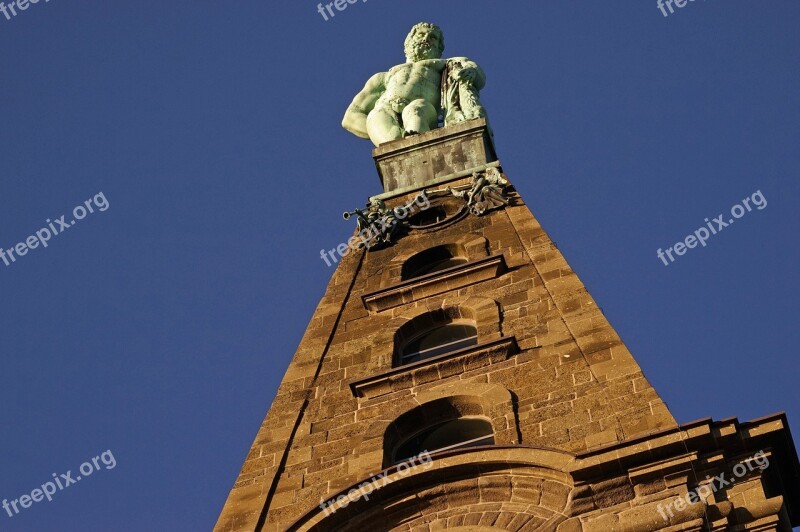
(342, 22), (487, 146)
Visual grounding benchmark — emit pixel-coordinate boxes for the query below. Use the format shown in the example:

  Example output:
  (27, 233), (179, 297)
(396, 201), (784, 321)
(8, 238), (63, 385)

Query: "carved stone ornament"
(343, 192), (431, 250)
(447, 167), (510, 216)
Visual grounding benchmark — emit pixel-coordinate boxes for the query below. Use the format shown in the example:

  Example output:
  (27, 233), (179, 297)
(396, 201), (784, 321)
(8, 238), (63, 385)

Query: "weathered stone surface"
(373, 118), (497, 194)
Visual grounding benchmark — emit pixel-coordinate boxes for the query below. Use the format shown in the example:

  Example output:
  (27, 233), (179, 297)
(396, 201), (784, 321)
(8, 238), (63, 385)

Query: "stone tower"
(214, 119), (800, 531)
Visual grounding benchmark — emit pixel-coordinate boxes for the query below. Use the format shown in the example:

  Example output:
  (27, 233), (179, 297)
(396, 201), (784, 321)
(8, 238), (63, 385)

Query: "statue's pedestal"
(372, 118), (497, 195)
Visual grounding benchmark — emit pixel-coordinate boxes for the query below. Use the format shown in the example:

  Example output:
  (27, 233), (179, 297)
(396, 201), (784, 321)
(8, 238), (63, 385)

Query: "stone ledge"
(361, 254), (507, 312)
(348, 336), (519, 400)
(571, 413), (798, 484)
(372, 118), (497, 194)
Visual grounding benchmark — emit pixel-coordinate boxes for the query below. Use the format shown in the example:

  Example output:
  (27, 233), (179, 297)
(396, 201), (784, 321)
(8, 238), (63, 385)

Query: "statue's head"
(404, 22), (444, 62)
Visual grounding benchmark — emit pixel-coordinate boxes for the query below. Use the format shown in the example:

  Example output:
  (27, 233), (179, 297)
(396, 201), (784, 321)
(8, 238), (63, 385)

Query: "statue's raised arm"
(341, 22), (489, 147)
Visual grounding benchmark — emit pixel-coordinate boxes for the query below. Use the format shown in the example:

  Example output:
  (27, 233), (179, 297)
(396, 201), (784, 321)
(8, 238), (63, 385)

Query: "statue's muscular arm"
(342, 72), (387, 139)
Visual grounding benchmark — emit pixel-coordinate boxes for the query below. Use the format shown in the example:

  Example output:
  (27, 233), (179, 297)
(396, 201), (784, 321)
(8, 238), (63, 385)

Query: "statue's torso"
(380, 60), (446, 108)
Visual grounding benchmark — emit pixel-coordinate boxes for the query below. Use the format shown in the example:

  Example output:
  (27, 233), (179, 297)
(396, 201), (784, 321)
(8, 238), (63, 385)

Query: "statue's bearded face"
(405, 26), (444, 62)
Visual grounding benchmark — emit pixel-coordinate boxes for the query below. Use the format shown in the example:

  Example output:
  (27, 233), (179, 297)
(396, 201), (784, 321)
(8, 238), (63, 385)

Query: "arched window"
(398, 322), (477, 365)
(401, 245), (468, 280)
(392, 418), (494, 464)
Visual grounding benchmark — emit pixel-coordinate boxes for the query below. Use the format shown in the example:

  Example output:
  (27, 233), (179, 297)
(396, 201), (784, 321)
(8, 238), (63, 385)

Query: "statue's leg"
(366, 107), (403, 146)
(402, 99), (438, 135)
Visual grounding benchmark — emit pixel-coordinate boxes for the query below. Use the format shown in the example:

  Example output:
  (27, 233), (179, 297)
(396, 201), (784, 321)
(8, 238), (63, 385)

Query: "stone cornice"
(361, 254), (506, 312)
(348, 336), (519, 400)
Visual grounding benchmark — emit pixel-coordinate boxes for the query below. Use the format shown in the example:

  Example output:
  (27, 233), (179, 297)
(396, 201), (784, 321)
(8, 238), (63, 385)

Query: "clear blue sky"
(0, 1), (797, 530)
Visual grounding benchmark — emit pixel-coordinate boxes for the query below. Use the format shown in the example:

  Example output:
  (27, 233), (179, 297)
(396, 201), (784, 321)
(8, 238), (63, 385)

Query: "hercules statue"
(342, 22), (488, 147)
